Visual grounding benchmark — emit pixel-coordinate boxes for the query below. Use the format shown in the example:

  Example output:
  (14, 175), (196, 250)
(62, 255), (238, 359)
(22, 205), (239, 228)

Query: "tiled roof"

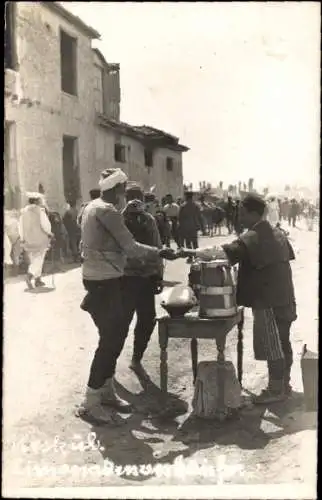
(97, 115), (189, 152)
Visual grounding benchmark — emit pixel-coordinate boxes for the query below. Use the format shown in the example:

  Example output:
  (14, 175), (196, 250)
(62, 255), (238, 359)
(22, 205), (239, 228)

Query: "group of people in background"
(4, 182), (318, 289)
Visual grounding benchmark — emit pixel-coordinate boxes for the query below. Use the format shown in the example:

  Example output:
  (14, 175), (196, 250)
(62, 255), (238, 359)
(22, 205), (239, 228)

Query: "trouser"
(288, 215), (296, 227)
(68, 232), (80, 259)
(122, 275), (156, 361)
(27, 249), (47, 278)
(170, 217), (180, 247)
(183, 236), (198, 249)
(82, 278), (127, 389)
(267, 319), (293, 385)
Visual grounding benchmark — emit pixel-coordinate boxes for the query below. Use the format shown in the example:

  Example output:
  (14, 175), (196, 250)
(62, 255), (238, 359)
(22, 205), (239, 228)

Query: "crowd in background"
(4, 187), (319, 278)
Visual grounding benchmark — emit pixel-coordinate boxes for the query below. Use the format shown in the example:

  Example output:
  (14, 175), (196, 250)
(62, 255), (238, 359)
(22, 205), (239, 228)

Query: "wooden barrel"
(199, 259), (237, 318)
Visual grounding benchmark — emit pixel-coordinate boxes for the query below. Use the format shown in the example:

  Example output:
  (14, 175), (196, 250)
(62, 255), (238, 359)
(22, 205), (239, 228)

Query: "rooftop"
(92, 48), (120, 71)
(97, 116), (189, 152)
(41, 2), (101, 39)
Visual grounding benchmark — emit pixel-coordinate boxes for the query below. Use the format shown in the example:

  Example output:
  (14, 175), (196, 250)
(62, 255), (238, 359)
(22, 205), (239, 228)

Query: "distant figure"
(77, 189), (101, 227)
(224, 196), (235, 234)
(288, 199), (299, 228)
(211, 204), (226, 236)
(63, 201), (81, 262)
(19, 192), (52, 289)
(155, 208), (171, 247)
(163, 194), (180, 247)
(178, 191), (204, 261)
(267, 197), (280, 227)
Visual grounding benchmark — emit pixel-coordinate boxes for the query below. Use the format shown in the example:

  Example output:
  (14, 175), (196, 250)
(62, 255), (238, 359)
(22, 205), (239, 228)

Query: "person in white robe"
(266, 197), (280, 227)
(19, 193), (52, 289)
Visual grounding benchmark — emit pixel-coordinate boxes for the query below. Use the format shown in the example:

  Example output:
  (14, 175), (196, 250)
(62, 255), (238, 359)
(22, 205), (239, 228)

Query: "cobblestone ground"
(3, 220), (318, 497)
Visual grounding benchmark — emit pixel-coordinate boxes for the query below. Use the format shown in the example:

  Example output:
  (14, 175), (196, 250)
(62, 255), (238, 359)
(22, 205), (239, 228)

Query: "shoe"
(252, 388), (287, 405)
(101, 378), (132, 413)
(35, 278), (46, 287)
(76, 387), (119, 425)
(26, 273), (34, 289)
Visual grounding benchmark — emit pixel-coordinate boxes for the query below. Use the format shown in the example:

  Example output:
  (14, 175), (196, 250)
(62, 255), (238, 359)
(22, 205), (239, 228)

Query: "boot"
(252, 379), (287, 405)
(26, 273), (34, 289)
(101, 378), (132, 413)
(35, 277), (46, 287)
(77, 387), (118, 425)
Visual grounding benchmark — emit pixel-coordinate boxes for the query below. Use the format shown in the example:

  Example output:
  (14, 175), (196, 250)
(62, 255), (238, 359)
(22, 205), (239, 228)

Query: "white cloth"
(99, 169), (128, 192)
(19, 204), (51, 252)
(27, 249), (47, 278)
(4, 231), (13, 265)
(163, 203), (180, 218)
(267, 200), (279, 227)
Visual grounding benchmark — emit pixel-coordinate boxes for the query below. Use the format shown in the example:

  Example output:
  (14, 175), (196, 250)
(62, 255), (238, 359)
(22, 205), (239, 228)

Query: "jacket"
(19, 204), (51, 252)
(122, 201), (163, 278)
(178, 201), (204, 237)
(81, 198), (159, 281)
(222, 220), (297, 318)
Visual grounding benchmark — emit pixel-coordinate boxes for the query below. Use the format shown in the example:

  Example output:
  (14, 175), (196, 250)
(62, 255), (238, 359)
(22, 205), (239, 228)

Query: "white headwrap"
(99, 168), (128, 192)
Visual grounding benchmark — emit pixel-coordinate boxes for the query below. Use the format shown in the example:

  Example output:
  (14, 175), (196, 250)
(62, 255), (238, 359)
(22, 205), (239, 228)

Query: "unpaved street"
(3, 222), (318, 497)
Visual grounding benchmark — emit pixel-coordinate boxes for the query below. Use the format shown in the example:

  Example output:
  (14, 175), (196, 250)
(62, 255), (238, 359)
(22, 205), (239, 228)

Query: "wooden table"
(157, 307), (245, 399)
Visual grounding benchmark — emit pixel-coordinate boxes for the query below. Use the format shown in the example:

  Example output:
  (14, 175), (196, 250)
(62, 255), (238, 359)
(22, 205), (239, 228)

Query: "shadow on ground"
(77, 367), (314, 483)
(4, 261), (81, 286)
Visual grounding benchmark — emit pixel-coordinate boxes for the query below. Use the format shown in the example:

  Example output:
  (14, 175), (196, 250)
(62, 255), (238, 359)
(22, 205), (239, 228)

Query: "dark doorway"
(62, 135), (81, 205)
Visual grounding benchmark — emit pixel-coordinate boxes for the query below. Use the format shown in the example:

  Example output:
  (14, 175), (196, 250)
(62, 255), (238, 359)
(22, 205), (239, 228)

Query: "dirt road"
(3, 223), (318, 497)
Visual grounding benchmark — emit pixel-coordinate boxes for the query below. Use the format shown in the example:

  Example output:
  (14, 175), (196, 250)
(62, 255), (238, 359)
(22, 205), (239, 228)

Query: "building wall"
(95, 127), (184, 201)
(5, 2), (96, 212)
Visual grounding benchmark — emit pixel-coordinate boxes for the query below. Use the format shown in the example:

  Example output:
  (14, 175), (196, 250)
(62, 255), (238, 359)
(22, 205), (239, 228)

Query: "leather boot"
(77, 387), (118, 424)
(101, 378), (132, 413)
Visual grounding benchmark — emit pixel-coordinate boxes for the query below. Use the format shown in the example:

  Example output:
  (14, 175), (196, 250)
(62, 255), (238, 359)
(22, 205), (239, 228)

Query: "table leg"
(159, 323), (169, 393)
(191, 338), (198, 384)
(216, 334), (227, 413)
(237, 308), (245, 387)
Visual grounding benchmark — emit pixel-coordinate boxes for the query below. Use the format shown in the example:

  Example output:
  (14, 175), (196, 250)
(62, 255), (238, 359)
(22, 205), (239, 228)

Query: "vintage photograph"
(3, 1), (319, 498)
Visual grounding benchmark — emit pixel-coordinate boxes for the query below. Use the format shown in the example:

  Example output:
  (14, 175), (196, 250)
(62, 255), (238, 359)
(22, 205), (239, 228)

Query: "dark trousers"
(183, 236), (198, 249)
(82, 278), (127, 389)
(267, 319), (293, 384)
(122, 275), (156, 361)
(170, 217), (180, 247)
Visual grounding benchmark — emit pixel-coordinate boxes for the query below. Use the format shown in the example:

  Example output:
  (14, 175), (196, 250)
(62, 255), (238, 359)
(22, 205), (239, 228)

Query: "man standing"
(63, 201), (81, 262)
(178, 191), (204, 259)
(19, 193), (52, 289)
(224, 196), (235, 234)
(178, 194), (297, 404)
(163, 194), (180, 247)
(122, 185), (164, 373)
(78, 168), (176, 424)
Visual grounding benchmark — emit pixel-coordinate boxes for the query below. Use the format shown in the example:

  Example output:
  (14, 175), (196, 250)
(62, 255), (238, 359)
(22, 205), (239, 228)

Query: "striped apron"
(252, 308), (284, 361)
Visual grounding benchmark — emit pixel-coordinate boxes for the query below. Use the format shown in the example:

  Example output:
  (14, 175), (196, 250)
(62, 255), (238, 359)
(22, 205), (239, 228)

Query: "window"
(60, 30), (77, 95)
(144, 149), (153, 167)
(62, 136), (81, 203)
(166, 157), (174, 171)
(114, 143), (126, 163)
(5, 2), (17, 70)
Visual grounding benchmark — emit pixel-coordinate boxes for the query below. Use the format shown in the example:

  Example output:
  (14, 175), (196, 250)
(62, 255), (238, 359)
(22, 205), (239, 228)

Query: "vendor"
(177, 193), (297, 405)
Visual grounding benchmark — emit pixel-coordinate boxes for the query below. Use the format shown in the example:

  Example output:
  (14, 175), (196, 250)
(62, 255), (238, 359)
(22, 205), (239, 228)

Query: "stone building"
(4, 1), (188, 212)
(5, 1), (101, 212)
(93, 48), (188, 201)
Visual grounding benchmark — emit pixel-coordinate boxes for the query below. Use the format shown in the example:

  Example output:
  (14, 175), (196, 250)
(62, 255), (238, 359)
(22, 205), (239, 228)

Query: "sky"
(61, 2), (320, 192)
